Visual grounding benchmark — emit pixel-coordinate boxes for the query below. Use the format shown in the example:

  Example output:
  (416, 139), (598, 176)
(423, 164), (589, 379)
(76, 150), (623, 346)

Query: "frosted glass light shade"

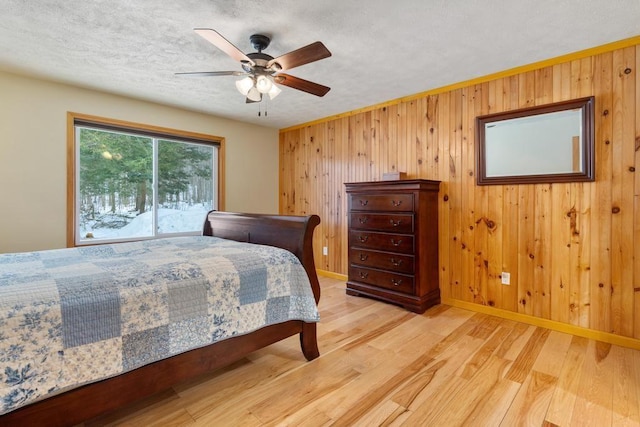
(246, 87), (262, 102)
(235, 76), (253, 96)
(268, 84), (281, 100)
(255, 75), (273, 94)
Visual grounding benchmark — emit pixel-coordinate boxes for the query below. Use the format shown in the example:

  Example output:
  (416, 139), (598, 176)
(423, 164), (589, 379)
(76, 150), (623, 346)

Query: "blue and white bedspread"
(0, 236), (319, 415)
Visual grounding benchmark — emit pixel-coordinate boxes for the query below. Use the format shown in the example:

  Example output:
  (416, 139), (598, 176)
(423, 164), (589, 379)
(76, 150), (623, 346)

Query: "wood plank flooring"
(83, 277), (640, 426)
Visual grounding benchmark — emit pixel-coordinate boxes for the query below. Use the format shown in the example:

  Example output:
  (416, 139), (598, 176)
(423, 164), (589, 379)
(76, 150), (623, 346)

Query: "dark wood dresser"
(345, 179), (440, 313)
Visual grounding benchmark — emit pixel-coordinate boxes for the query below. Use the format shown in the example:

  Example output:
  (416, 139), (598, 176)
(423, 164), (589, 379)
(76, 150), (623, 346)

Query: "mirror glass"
(476, 96), (595, 185)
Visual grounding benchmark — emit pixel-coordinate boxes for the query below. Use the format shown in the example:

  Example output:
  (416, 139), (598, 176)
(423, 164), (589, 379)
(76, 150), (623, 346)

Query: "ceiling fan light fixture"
(268, 83), (282, 100)
(235, 76), (254, 96)
(246, 86), (262, 102)
(255, 75), (273, 94)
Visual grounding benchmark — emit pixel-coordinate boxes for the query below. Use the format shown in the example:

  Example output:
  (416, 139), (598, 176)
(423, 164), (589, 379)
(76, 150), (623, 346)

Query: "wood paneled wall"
(279, 43), (640, 340)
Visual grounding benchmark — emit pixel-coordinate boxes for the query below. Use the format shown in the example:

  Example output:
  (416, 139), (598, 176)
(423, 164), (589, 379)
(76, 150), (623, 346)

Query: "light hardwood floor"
(84, 277), (640, 426)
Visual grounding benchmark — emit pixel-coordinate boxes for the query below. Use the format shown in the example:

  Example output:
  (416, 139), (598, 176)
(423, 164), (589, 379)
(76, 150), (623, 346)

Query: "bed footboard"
(203, 211), (322, 361)
(203, 211), (322, 303)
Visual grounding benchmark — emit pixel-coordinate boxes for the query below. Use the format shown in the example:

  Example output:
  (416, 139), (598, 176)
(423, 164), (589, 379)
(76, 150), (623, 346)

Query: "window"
(67, 113), (225, 246)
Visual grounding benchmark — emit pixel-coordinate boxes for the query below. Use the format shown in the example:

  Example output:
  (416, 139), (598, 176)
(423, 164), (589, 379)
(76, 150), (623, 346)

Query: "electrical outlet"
(501, 272), (510, 285)
(322, 246), (328, 256)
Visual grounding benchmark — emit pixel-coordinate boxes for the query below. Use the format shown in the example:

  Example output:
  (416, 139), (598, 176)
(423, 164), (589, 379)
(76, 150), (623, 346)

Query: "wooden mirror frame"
(475, 96), (595, 185)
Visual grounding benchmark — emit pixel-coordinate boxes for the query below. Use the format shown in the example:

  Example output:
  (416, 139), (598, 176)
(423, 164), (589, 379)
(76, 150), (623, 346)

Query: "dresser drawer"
(349, 231), (414, 254)
(349, 249), (414, 274)
(349, 193), (414, 212)
(350, 213), (414, 233)
(349, 266), (414, 294)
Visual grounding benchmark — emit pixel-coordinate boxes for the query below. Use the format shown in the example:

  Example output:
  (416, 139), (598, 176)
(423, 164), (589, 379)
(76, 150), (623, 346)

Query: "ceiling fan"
(177, 29), (332, 103)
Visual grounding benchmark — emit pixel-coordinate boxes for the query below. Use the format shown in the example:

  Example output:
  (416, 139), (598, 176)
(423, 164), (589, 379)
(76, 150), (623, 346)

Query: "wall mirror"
(476, 96), (595, 185)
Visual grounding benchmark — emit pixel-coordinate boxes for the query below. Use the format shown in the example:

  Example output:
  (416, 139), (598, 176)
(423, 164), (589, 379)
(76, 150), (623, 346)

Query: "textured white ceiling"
(0, 0), (638, 129)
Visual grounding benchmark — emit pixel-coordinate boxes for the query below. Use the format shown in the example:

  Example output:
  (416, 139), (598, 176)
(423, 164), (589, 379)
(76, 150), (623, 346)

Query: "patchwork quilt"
(0, 236), (319, 415)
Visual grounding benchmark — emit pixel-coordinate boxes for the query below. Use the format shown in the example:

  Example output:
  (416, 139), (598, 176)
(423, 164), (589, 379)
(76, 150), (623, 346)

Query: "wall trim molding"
(316, 270), (640, 350)
(442, 298), (640, 350)
(281, 34), (640, 133)
(317, 269), (348, 281)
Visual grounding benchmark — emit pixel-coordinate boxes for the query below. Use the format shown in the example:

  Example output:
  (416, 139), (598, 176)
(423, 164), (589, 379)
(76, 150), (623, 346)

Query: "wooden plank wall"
(279, 43), (640, 340)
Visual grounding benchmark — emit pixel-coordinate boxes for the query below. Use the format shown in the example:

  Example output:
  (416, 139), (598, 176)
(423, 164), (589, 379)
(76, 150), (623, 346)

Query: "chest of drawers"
(345, 179), (440, 313)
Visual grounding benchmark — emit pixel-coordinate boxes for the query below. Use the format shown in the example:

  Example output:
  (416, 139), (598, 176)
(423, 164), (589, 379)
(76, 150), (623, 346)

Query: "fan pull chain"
(257, 100), (268, 117)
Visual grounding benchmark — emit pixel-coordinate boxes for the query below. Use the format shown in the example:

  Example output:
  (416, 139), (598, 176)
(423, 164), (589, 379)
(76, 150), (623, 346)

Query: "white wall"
(0, 71), (279, 253)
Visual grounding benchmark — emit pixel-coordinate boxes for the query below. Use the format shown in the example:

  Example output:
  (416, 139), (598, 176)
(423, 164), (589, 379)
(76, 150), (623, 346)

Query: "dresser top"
(344, 179), (440, 192)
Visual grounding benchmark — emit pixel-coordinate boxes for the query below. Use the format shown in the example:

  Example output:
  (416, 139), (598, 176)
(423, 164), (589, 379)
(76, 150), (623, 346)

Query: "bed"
(0, 211), (321, 426)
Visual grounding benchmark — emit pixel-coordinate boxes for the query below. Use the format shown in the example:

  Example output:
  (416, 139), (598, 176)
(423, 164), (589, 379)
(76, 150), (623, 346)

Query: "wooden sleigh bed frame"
(0, 211), (321, 426)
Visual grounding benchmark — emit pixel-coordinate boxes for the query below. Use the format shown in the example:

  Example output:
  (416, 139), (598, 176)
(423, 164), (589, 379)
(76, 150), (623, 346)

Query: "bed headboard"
(202, 211), (321, 303)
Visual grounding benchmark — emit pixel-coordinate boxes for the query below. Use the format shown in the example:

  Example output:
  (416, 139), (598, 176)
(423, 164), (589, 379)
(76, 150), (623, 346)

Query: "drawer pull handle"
(391, 200), (402, 207)
(390, 258), (403, 267)
(359, 272), (369, 279)
(391, 279), (403, 286)
(359, 253), (368, 261)
(390, 238), (402, 246)
(359, 217), (368, 224)
(389, 219), (402, 227)
(359, 200), (369, 206)
(359, 235), (369, 243)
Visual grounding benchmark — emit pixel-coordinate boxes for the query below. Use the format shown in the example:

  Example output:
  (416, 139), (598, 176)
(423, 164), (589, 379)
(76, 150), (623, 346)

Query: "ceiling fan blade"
(275, 73), (330, 97)
(194, 28), (254, 65)
(175, 71), (246, 77)
(267, 41), (331, 71)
